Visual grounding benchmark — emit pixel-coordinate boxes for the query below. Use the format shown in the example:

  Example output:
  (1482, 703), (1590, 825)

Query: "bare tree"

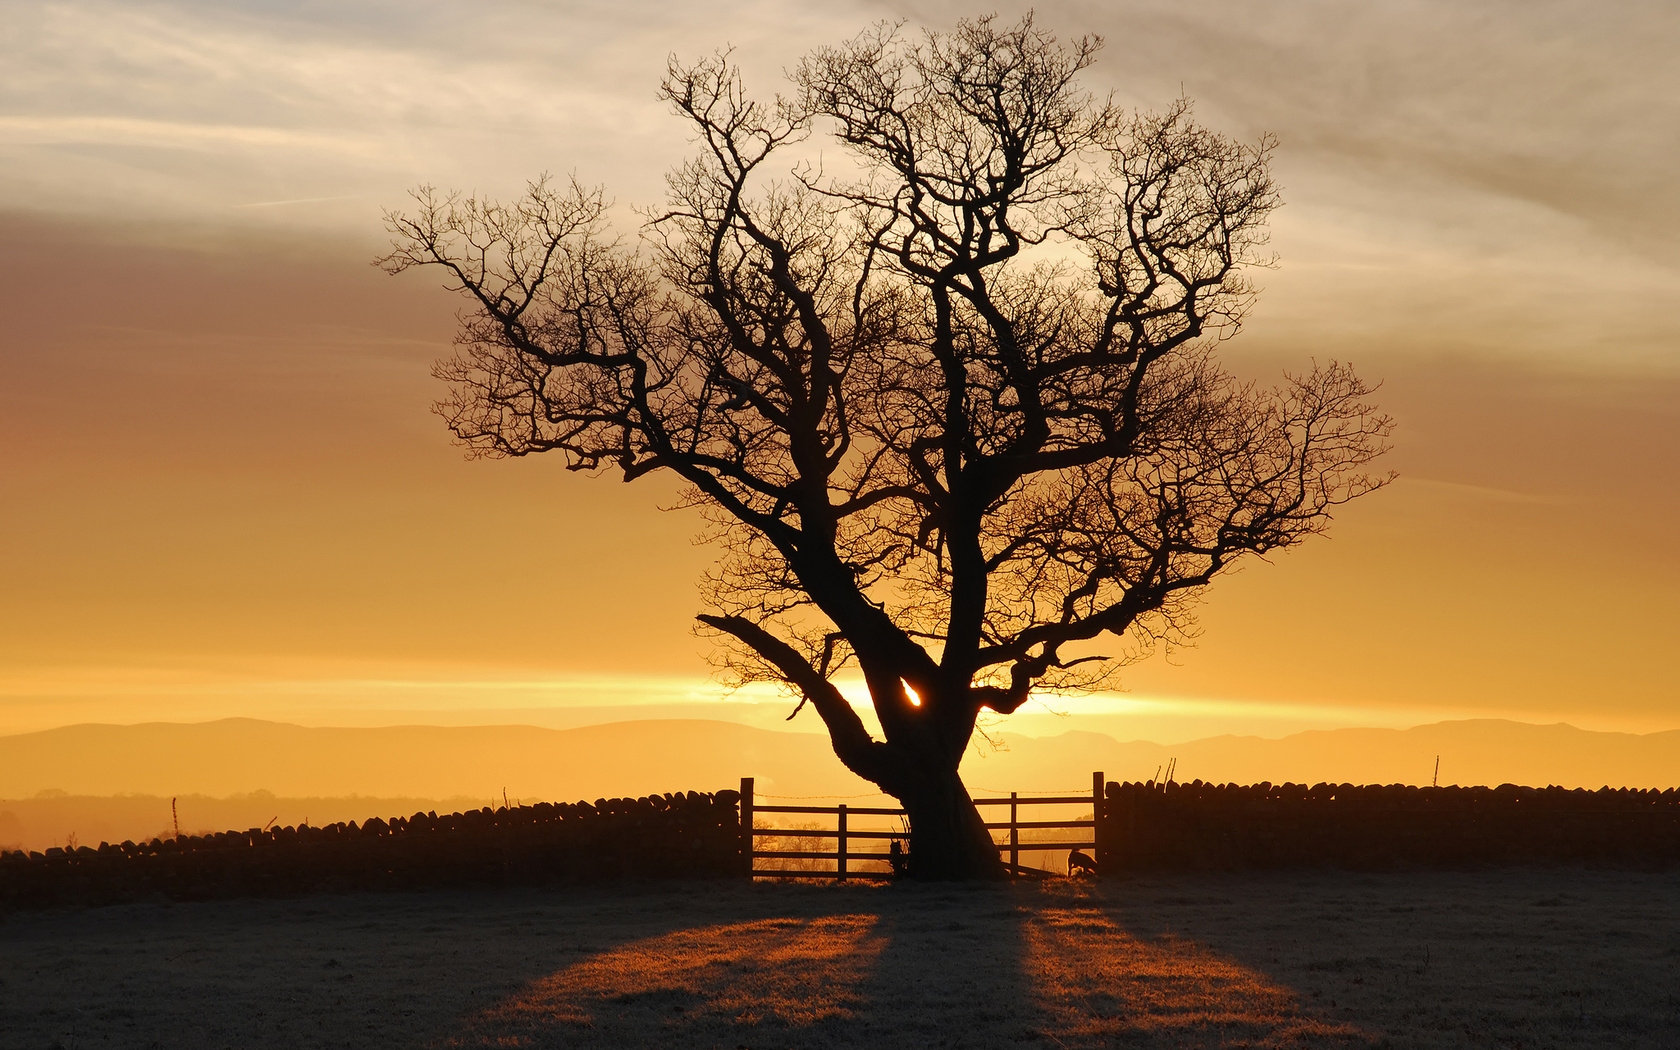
(381, 15), (1392, 878)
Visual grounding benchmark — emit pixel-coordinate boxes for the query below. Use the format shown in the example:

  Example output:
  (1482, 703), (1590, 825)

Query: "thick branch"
(697, 613), (911, 792)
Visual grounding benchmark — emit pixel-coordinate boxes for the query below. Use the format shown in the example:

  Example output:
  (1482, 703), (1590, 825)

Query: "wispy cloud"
(0, 0), (881, 225)
(0, 115), (378, 153)
(6, 0), (1674, 367)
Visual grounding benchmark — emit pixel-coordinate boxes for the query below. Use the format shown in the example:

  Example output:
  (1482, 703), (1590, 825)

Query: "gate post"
(740, 777), (755, 878)
(1009, 792), (1020, 875)
(1092, 771), (1109, 875)
(837, 803), (848, 882)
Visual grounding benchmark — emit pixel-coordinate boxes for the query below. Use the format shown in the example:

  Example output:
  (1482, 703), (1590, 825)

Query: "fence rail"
(741, 773), (1107, 880)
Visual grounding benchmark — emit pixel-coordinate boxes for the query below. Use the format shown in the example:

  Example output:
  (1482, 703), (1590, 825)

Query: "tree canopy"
(382, 15), (1392, 877)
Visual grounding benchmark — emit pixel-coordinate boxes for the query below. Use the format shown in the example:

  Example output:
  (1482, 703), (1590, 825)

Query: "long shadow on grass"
(439, 879), (1390, 1050)
(846, 882), (1044, 1046)
(0, 883), (741, 1050)
(1086, 869), (1680, 1049)
(439, 881), (1043, 1049)
(1020, 881), (1382, 1049)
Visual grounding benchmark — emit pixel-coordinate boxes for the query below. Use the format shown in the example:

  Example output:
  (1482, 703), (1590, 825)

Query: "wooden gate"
(740, 773), (1107, 879)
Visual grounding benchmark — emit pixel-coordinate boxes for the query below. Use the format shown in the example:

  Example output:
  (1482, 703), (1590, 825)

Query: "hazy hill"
(1119, 720), (1680, 790)
(0, 718), (839, 800)
(5, 717), (1678, 803)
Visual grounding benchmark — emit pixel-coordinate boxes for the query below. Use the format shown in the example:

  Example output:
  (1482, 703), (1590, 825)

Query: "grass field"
(3, 868), (1677, 1049)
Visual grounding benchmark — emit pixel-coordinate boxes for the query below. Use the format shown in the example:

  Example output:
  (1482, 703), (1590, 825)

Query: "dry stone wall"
(0, 789), (742, 908)
(1100, 780), (1680, 870)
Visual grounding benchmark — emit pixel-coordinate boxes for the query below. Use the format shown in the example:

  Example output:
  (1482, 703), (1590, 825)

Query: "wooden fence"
(741, 773), (1107, 880)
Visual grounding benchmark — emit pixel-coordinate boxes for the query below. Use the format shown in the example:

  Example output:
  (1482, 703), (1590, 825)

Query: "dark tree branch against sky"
(382, 16), (1392, 877)
(0, 0), (1673, 751)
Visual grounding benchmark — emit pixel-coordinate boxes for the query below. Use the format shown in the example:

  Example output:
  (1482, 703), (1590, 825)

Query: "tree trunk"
(895, 757), (1006, 880)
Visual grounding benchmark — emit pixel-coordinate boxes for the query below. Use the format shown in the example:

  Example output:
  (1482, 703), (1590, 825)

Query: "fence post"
(837, 803), (848, 883)
(1010, 792), (1019, 876)
(1092, 771), (1108, 875)
(740, 777), (755, 879)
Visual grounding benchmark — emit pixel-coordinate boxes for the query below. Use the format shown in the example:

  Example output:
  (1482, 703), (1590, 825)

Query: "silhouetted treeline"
(1100, 780), (1680, 869)
(0, 789), (741, 908)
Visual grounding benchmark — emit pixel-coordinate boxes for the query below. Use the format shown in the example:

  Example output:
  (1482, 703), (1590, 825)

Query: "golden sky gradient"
(2, 0), (1676, 744)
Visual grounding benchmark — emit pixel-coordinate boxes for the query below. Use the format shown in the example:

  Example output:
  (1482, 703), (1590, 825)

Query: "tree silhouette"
(381, 16), (1392, 878)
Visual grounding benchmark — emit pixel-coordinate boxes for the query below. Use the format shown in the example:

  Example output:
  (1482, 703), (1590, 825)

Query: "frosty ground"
(3, 868), (1677, 1049)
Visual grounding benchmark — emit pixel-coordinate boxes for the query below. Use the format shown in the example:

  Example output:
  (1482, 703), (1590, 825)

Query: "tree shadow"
(437, 882), (1042, 1048)
(1082, 868), (1680, 1049)
(440, 880), (1381, 1049)
(1021, 884), (1380, 1048)
(5, 876), (1399, 1049)
(0, 884), (745, 1050)
(440, 909), (889, 1047)
(847, 883), (1044, 1046)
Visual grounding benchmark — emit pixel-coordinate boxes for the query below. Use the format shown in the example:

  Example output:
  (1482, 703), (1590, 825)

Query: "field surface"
(3, 869), (1677, 1049)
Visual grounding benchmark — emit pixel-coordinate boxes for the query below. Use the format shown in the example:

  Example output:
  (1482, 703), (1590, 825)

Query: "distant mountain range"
(3, 716), (1677, 802)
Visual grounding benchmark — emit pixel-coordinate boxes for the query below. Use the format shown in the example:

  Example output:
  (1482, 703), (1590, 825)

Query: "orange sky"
(2, 0), (1676, 744)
